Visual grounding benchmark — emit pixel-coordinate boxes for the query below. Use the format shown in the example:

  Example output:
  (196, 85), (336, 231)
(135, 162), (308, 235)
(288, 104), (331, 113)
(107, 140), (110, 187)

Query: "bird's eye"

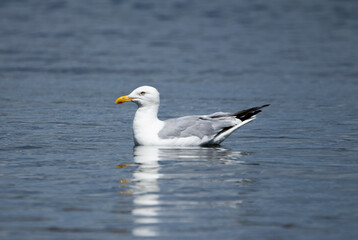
(140, 91), (146, 96)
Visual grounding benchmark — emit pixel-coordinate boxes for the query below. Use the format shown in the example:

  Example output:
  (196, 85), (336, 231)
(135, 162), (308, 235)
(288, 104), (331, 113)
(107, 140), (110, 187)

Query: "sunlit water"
(1, 1), (358, 239)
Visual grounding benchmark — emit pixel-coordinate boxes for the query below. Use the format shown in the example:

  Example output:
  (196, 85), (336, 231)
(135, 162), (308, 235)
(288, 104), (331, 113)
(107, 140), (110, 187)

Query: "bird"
(115, 86), (269, 146)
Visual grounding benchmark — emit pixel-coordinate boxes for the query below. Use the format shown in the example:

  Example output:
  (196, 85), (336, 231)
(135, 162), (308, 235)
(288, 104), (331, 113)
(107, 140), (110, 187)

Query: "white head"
(115, 86), (160, 107)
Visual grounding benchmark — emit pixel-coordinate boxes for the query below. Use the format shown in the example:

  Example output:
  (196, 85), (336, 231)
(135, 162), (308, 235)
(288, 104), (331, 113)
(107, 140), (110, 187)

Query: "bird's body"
(115, 86), (269, 146)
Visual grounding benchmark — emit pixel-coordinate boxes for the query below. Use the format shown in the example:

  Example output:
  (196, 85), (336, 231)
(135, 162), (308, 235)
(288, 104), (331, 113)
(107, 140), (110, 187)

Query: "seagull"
(115, 86), (269, 146)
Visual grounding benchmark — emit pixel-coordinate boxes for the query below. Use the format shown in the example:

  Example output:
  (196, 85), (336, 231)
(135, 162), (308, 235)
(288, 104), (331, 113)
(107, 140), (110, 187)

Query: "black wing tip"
(260, 104), (270, 108)
(234, 104), (270, 121)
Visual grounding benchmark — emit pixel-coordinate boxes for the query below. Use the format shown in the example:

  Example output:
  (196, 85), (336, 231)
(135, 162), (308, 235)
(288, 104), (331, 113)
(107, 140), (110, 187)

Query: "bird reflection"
(130, 146), (243, 237)
(131, 146), (162, 237)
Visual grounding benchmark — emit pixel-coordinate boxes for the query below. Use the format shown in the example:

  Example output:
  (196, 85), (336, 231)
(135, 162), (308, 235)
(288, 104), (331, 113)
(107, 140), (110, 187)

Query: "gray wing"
(158, 113), (237, 139)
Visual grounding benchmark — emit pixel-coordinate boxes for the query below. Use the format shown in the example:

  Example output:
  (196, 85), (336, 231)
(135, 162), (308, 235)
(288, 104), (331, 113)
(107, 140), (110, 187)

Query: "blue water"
(1, 0), (358, 239)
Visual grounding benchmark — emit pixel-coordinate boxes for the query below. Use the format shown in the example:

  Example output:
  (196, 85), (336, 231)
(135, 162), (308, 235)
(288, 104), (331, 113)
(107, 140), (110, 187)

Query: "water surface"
(1, 0), (358, 239)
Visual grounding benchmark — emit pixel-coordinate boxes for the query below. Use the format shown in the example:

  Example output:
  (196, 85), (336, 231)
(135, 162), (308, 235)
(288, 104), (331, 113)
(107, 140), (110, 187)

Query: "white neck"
(133, 104), (163, 145)
(134, 105), (159, 123)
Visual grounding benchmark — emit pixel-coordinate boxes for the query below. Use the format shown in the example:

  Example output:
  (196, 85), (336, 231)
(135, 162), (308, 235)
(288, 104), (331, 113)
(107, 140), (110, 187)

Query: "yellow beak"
(115, 95), (134, 104)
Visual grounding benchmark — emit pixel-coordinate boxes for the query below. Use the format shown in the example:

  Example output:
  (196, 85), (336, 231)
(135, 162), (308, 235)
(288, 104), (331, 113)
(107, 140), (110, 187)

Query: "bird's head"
(115, 86), (160, 107)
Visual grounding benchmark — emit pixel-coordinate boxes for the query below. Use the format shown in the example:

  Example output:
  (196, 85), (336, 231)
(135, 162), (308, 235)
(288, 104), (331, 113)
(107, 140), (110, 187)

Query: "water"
(1, 0), (358, 239)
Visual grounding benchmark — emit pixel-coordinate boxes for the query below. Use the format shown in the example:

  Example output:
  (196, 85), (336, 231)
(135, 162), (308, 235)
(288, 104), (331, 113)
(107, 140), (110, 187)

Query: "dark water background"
(1, 0), (358, 239)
